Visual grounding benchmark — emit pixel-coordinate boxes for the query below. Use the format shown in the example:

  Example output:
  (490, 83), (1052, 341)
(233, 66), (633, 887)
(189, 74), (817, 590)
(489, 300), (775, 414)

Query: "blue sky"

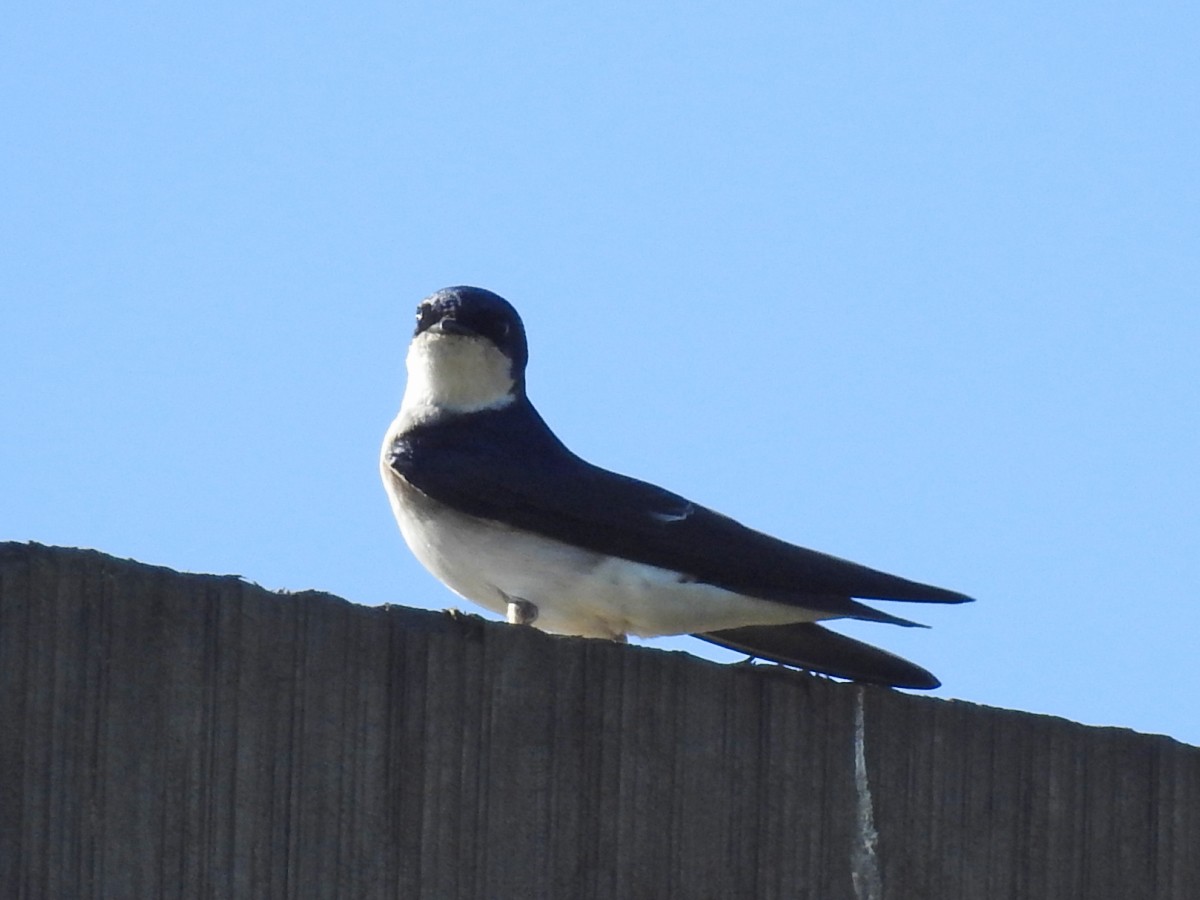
(4, 4), (1197, 746)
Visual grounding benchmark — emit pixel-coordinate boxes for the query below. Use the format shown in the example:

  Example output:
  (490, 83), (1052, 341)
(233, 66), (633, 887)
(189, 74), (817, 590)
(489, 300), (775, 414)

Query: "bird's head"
(400, 286), (529, 423)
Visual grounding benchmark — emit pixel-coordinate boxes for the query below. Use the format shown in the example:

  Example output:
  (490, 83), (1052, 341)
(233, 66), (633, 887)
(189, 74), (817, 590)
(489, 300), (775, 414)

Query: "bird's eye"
(415, 304), (438, 334)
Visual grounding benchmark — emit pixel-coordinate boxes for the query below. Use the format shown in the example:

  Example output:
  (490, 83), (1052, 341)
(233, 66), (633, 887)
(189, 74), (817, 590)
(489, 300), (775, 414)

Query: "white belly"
(381, 465), (822, 640)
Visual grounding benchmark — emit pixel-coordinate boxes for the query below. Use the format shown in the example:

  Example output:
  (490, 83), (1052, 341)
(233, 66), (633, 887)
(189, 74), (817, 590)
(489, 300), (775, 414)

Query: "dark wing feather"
(697, 623), (940, 689)
(388, 401), (973, 624)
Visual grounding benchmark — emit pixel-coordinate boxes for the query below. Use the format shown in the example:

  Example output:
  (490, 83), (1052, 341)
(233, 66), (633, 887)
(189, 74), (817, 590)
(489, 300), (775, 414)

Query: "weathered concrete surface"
(1, 542), (1197, 899)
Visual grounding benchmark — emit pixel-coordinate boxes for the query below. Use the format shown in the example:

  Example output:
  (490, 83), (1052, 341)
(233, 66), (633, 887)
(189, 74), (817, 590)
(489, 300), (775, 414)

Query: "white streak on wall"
(851, 688), (883, 900)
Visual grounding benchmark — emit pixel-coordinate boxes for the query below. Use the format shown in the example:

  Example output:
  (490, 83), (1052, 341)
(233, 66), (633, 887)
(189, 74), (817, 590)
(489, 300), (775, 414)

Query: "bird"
(380, 286), (973, 689)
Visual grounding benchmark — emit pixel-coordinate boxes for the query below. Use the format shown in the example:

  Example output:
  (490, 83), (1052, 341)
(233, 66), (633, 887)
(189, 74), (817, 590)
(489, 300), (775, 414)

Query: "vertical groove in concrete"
(2, 542), (1198, 899)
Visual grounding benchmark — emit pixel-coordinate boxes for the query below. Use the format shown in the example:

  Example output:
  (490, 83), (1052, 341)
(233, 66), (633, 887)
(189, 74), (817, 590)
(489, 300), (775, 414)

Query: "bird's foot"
(505, 598), (539, 626)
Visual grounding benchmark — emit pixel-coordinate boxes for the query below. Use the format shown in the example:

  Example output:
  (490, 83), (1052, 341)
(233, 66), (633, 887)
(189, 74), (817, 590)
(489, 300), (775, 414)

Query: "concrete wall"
(2, 542), (1197, 899)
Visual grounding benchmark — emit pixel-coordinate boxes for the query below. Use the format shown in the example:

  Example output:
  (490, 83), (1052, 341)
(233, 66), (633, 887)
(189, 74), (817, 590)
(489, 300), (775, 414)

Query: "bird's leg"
(505, 597), (539, 626)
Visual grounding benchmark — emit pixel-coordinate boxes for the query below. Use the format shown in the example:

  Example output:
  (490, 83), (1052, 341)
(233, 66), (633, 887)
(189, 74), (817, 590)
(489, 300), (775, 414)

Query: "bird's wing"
(388, 403), (973, 624)
(696, 623), (941, 689)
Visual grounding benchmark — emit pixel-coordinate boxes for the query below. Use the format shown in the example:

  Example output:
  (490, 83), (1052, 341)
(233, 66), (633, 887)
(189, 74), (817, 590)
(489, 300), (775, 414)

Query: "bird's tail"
(696, 622), (940, 689)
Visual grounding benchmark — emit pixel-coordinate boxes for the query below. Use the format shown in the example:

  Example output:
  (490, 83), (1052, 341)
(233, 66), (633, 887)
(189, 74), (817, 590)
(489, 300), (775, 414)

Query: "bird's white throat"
(398, 331), (516, 425)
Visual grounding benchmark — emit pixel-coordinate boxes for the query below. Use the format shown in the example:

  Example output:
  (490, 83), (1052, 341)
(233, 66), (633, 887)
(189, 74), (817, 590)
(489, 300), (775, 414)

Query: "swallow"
(381, 286), (972, 689)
